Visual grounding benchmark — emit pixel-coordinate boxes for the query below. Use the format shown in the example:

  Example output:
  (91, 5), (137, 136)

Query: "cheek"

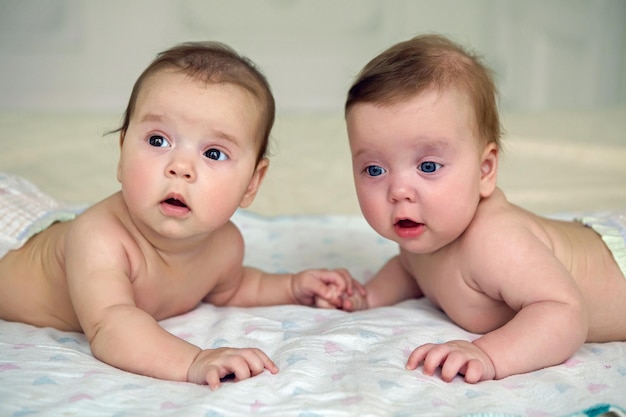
(355, 184), (383, 221)
(119, 156), (156, 197)
(434, 181), (480, 226)
(120, 148), (156, 177)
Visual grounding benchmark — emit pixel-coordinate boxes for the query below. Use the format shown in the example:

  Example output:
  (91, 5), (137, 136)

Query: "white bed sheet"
(1, 210), (625, 416)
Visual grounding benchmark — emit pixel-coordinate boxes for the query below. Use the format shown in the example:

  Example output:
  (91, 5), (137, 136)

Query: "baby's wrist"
(288, 273), (300, 304)
(186, 348), (204, 383)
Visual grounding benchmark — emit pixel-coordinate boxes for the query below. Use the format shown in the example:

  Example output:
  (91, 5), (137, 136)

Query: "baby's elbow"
(565, 299), (589, 350)
(578, 302), (590, 341)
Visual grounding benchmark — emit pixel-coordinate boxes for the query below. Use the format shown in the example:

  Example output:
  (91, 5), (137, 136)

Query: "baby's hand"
(339, 290), (369, 311)
(187, 347), (278, 389)
(406, 340), (496, 383)
(291, 268), (365, 309)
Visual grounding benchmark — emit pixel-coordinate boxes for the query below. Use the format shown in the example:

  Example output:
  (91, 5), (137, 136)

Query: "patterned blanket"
(1, 210), (625, 416)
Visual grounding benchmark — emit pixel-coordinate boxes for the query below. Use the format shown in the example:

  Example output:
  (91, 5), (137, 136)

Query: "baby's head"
(345, 34), (501, 150)
(116, 41), (275, 164)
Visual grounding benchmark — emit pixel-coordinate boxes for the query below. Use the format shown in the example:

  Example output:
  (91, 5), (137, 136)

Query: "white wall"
(0, 0), (624, 114)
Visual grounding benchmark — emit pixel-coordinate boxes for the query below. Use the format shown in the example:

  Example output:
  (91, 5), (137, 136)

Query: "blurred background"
(0, 0), (625, 215)
(0, 0), (625, 113)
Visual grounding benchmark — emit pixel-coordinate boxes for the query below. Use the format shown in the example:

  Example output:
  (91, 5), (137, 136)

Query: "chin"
(398, 239), (446, 255)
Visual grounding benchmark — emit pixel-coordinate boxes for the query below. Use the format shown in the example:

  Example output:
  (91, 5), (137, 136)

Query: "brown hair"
(345, 34), (501, 148)
(114, 41), (275, 164)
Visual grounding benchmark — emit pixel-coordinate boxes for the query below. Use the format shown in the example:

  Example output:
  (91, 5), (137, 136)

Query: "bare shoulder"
(200, 220), (247, 304)
(208, 221), (246, 280)
(463, 188), (543, 245)
(64, 193), (138, 274)
(201, 220), (245, 263)
(67, 195), (130, 244)
(459, 189), (552, 290)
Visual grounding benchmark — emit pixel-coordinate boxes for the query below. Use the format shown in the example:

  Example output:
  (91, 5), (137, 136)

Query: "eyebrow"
(352, 136), (451, 158)
(416, 137), (452, 153)
(138, 113), (242, 145)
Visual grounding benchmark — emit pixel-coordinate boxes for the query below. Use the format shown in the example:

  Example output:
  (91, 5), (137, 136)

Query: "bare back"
(0, 220), (77, 329)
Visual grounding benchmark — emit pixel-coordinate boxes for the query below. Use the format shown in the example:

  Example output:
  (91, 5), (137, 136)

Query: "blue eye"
(366, 165), (386, 177)
(418, 161), (442, 173)
(205, 148), (228, 161)
(148, 135), (170, 148)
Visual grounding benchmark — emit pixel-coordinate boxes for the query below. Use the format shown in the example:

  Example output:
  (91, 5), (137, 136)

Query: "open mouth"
(396, 219), (420, 228)
(163, 198), (188, 208)
(393, 218), (425, 239)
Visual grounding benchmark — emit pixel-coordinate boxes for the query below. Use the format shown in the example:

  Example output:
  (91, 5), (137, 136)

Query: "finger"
(342, 294), (366, 311)
(321, 282), (344, 306)
(231, 357), (252, 382)
(321, 269), (348, 292)
(354, 280), (367, 296)
(205, 367), (222, 390)
(341, 294), (360, 311)
(462, 359), (484, 384)
(341, 275), (363, 297)
(256, 349), (278, 374)
(440, 351), (466, 382)
(253, 349), (279, 374)
(315, 287), (341, 307)
(345, 275), (367, 297)
(406, 344), (433, 370)
(248, 356), (267, 377)
(336, 269), (355, 293)
(325, 268), (356, 290)
(422, 345), (450, 376)
(315, 297), (335, 309)
(341, 296), (355, 312)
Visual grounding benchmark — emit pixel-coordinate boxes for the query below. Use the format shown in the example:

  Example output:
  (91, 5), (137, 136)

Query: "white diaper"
(0, 173), (83, 259)
(577, 210), (626, 279)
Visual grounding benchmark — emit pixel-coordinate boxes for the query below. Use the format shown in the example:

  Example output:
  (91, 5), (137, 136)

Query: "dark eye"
(148, 135), (170, 148)
(366, 165), (386, 177)
(418, 161), (442, 173)
(205, 148), (228, 161)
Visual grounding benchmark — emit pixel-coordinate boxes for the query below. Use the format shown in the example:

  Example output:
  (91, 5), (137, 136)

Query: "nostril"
(166, 164), (194, 179)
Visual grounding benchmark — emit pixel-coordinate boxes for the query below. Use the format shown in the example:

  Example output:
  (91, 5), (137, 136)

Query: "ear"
(116, 160), (122, 184)
(240, 158), (269, 208)
(116, 130), (126, 184)
(119, 129), (126, 147)
(479, 143), (498, 198)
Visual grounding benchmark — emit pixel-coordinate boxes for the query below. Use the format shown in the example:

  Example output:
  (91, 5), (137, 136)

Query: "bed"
(1, 108), (625, 416)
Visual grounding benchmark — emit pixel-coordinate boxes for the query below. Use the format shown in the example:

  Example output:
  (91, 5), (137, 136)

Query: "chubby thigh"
(0, 221), (80, 331)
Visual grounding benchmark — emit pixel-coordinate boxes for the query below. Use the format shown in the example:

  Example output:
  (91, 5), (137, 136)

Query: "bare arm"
(65, 219), (199, 382)
(472, 231), (588, 379)
(343, 253), (422, 311)
(205, 223), (363, 309)
(65, 214), (276, 388)
(407, 224), (588, 382)
(209, 265), (363, 308)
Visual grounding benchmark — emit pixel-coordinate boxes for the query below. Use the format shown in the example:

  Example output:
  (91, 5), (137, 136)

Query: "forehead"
(347, 88), (477, 146)
(134, 69), (263, 143)
(137, 69), (259, 110)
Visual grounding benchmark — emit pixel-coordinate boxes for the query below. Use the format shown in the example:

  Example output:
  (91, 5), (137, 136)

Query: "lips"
(163, 197), (188, 208)
(160, 193), (190, 216)
(396, 219), (419, 228)
(394, 218), (425, 238)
